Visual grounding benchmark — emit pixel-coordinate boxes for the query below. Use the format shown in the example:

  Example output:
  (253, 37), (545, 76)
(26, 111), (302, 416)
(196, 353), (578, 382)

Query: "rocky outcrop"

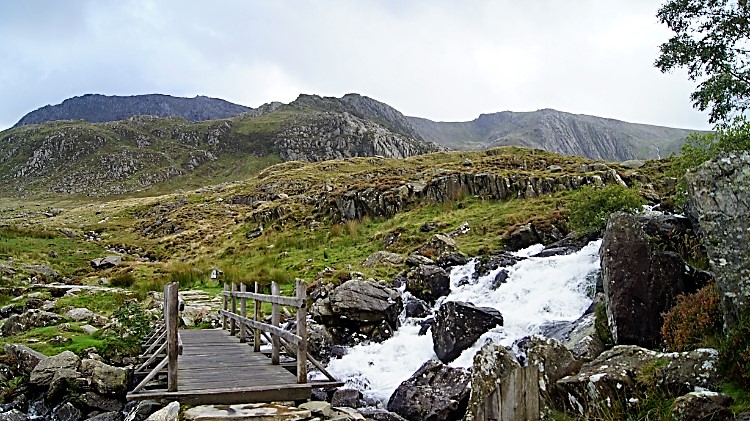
(387, 360), (471, 421)
(600, 212), (708, 348)
(670, 391), (734, 421)
(1, 309), (64, 336)
(311, 279), (403, 345)
(408, 109), (700, 161)
(516, 336), (582, 408)
(431, 301), (503, 363)
(274, 111), (443, 162)
(361, 251), (404, 268)
(556, 346), (720, 417)
(686, 152), (750, 330)
(324, 170), (621, 222)
(14, 93), (251, 127)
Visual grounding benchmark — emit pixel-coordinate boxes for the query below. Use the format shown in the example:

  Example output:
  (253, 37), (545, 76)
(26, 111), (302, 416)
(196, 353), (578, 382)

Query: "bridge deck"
(126, 329), (312, 405)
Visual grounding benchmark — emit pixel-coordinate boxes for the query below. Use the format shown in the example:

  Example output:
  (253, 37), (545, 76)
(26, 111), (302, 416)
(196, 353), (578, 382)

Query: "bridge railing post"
(230, 283), (237, 336)
(271, 281), (280, 365)
(254, 282), (261, 352)
(296, 278), (308, 383)
(165, 282), (179, 392)
(239, 283), (247, 343)
(222, 283), (228, 330)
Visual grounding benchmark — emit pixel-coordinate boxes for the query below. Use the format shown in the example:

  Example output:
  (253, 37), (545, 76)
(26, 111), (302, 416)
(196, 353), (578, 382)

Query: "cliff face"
(408, 109), (703, 161)
(13, 94), (252, 127)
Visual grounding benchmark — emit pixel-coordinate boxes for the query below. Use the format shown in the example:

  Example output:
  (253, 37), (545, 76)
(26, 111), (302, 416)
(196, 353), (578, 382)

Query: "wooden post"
(239, 283), (247, 343)
(222, 283), (228, 330)
(165, 282), (179, 392)
(230, 283), (237, 336)
(271, 281), (280, 365)
(253, 282), (261, 352)
(296, 279), (308, 384)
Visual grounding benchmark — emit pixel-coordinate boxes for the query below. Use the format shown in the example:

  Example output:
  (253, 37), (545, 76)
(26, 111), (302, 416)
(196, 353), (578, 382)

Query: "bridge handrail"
(221, 279), (308, 384)
(131, 282), (181, 394)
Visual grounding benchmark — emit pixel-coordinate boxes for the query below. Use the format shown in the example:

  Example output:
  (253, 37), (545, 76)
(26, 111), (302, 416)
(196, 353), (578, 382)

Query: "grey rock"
(414, 234), (457, 259)
(90, 256), (122, 270)
(516, 336), (582, 410)
(3, 344), (46, 373)
(556, 345), (720, 417)
(671, 391), (733, 421)
(331, 388), (363, 408)
(144, 401), (180, 421)
(686, 152), (750, 329)
(361, 251), (404, 268)
(80, 392), (123, 412)
(601, 212), (706, 347)
(387, 360), (471, 421)
(52, 401), (82, 421)
(561, 313), (606, 362)
(405, 265), (450, 304)
(23, 265), (60, 280)
(404, 254), (434, 267)
(358, 409), (407, 421)
(86, 412), (124, 421)
(81, 359), (128, 396)
(182, 403), (310, 421)
(66, 307), (95, 322)
(123, 400), (162, 421)
(432, 301), (503, 363)
(30, 351), (80, 386)
(0, 409), (28, 421)
(464, 343), (520, 421)
(404, 299), (430, 319)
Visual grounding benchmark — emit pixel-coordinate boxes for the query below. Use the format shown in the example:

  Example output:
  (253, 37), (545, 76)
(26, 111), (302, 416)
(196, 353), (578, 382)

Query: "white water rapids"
(317, 240), (603, 404)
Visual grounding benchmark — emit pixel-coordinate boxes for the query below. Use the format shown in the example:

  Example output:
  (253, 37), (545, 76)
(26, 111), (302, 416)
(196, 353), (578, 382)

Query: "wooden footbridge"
(126, 281), (343, 405)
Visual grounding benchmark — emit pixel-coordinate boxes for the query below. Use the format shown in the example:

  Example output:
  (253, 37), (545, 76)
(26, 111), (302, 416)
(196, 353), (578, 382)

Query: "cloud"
(0, 0), (711, 131)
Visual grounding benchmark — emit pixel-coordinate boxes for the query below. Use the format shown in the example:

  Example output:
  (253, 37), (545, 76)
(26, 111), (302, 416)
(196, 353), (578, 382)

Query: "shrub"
(661, 283), (723, 351)
(110, 272), (136, 288)
(567, 185), (645, 234)
(98, 300), (153, 362)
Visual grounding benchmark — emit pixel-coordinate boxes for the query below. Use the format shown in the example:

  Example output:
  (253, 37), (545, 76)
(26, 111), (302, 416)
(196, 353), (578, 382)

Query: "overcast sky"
(0, 0), (711, 131)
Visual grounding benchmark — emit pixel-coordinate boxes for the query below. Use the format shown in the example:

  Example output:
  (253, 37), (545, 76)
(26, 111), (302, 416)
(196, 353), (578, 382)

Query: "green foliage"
(98, 300), (153, 361)
(567, 185), (646, 234)
(655, 0), (750, 123)
(54, 291), (130, 316)
(661, 283), (723, 351)
(720, 315), (750, 388)
(674, 118), (750, 172)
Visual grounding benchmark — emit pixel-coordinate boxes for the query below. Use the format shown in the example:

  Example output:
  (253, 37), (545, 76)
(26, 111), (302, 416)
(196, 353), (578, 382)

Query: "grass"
(54, 291), (132, 316)
(0, 324), (105, 356)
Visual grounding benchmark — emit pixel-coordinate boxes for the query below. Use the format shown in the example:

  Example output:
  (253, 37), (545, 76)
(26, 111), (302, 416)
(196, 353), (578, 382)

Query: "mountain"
(408, 109), (703, 161)
(13, 94), (252, 127)
(0, 94), (443, 197)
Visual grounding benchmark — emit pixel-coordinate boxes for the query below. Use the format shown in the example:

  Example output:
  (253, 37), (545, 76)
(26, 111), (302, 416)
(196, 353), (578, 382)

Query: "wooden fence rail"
(131, 282), (181, 394)
(219, 279), (312, 384)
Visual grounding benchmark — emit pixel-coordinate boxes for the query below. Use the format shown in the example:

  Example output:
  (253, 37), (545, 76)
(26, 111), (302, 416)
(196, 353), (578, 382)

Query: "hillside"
(13, 94), (252, 127)
(408, 109), (703, 161)
(0, 98), (443, 197)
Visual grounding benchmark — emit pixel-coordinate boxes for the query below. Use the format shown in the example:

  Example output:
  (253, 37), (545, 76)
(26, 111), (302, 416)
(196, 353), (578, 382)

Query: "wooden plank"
(271, 282), (280, 365)
(135, 342), (167, 373)
(254, 282), (261, 352)
(222, 291), (304, 307)
(127, 383), (311, 405)
(230, 283), (237, 336)
(166, 283), (179, 392)
(219, 310), (301, 345)
(222, 283), (228, 330)
(296, 279), (308, 383)
(131, 356), (169, 394)
(239, 283), (247, 343)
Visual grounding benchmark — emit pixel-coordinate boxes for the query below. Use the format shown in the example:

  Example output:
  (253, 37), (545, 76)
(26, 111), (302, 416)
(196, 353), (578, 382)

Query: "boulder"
(90, 256), (122, 270)
(434, 252), (469, 269)
(405, 265), (450, 304)
(183, 403), (310, 421)
(671, 391), (733, 421)
(620, 160), (646, 169)
(123, 400), (163, 421)
(464, 343), (520, 421)
(306, 321), (336, 364)
(30, 351), (80, 386)
(0, 409), (28, 421)
(2, 309), (65, 336)
(601, 212), (706, 347)
(362, 251), (404, 268)
(472, 253), (522, 280)
(431, 301), (503, 363)
(23, 265), (60, 281)
(560, 313), (606, 362)
(556, 345), (720, 417)
(87, 412), (124, 421)
(80, 391), (123, 412)
(81, 359), (128, 396)
(387, 360), (471, 421)
(4, 344), (45, 373)
(516, 336), (581, 406)
(145, 401), (180, 421)
(685, 152), (750, 329)
(404, 299), (430, 319)
(51, 401), (82, 421)
(405, 254), (435, 267)
(331, 388), (364, 408)
(359, 409), (407, 421)
(66, 307), (95, 322)
(311, 279), (402, 345)
(414, 234), (458, 259)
